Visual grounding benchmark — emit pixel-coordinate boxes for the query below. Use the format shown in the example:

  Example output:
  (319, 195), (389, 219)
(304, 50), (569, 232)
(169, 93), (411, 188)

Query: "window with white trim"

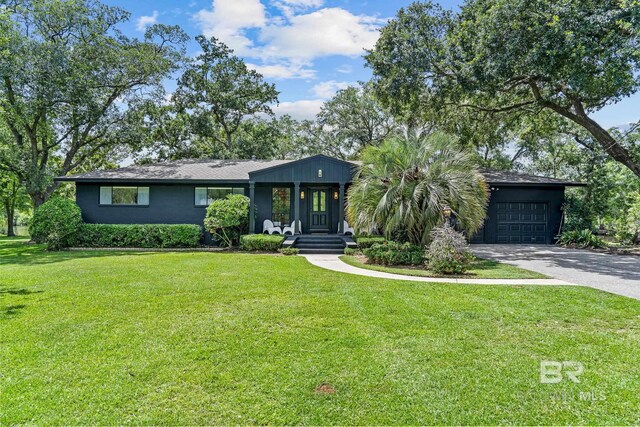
(99, 186), (149, 205)
(195, 187), (244, 206)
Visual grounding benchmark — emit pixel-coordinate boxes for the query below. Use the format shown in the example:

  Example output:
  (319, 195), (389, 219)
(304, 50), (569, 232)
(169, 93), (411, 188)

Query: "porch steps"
(289, 235), (351, 254)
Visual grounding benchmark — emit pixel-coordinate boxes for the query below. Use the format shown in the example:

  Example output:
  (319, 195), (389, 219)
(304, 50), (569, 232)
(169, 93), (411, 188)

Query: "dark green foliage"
(0, 2), (187, 205)
(355, 236), (387, 249)
(240, 234), (284, 252)
(366, 0), (640, 177)
(562, 190), (596, 232)
(363, 241), (424, 266)
(343, 247), (358, 256)
(279, 247), (300, 256)
(29, 198), (82, 250)
(174, 35), (279, 158)
(557, 230), (605, 249)
(347, 132), (488, 245)
(426, 225), (474, 275)
(204, 194), (249, 247)
(76, 224), (202, 248)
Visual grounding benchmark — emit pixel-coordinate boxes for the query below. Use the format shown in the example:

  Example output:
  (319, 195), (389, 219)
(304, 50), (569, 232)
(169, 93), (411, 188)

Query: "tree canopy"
(366, 0), (640, 177)
(0, 0), (187, 205)
(173, 36), (279, 158)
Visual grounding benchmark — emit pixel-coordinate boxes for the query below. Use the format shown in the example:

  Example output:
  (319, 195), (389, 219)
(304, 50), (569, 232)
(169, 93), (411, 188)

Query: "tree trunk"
(31, 193), (46, 209)
(6, 208), (15, 237)
(30, 182), (58, 209)
(536, 95), (640, 178)
(581, 119), (640, 178)
(3, 200), (14, 237)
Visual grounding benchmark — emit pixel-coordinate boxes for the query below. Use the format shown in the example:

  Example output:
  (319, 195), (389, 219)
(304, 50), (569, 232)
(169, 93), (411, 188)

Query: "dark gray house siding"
(60, 155), (583, 245)
(250, 155), (356, 184)
(77, 182), (248, 225)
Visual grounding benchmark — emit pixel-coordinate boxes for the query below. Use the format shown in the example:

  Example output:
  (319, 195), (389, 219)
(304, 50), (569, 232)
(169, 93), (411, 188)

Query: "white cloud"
(312, 80), (351, 99)
(136, 11), (159, 32)
(247, 62), (316, 79)
(194, 1), (385, 63)
(336, 64), (353, 74)
(259, 8), (383, 61)
(273, 99), (324, 120)
(271, 0), (323, 18)
(194, 0), (266, 54)
(279, 0), (324, 7)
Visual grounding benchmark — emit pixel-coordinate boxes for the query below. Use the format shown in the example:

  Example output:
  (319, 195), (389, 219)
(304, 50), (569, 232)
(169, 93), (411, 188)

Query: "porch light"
(333, 191), (339, 200)
(318, 169), (323, 178)
(300, 190), (305, 200)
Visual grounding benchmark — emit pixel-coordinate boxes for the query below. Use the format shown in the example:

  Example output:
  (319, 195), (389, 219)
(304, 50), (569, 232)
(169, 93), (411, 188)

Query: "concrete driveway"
(472, 245), (640, 300)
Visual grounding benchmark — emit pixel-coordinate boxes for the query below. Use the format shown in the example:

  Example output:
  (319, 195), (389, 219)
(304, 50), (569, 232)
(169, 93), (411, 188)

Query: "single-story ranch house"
(57, 154), (584, 245)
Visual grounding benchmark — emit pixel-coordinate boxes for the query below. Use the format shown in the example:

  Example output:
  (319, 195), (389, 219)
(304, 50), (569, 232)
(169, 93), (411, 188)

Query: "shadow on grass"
(469, 259), (501, 271)
(0, 288), (43, 295)
(0, 238), (154, 266)
(2, 304), (26, 318)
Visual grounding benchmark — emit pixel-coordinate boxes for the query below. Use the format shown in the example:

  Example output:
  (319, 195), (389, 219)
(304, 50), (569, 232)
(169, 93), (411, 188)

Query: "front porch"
(246, 155), (357, 236)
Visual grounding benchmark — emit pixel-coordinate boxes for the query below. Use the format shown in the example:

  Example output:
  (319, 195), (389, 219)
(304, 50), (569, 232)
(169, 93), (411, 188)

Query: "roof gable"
(249, 154), (358, 183)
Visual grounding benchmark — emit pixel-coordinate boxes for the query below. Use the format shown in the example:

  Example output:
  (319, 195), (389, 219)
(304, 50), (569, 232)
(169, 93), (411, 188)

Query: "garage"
(496, 202), (548, 244)
(471, 170), (586, 244)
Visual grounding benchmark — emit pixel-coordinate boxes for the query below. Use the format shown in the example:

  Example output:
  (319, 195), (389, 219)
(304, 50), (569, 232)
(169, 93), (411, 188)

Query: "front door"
(309, 189), (330, 233)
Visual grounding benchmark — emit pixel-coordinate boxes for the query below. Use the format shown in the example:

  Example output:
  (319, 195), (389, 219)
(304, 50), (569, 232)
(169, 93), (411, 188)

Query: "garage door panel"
(496, 201), (548, 244)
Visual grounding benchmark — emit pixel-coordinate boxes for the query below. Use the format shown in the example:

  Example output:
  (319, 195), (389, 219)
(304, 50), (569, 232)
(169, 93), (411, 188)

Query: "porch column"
(249, 181), (255, 234)
(338, 182), (345, 234)
(294, 181), (300, 234)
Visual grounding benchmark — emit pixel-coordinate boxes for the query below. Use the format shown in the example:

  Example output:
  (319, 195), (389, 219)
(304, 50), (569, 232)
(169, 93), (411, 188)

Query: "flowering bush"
(426, 224), (474, 274)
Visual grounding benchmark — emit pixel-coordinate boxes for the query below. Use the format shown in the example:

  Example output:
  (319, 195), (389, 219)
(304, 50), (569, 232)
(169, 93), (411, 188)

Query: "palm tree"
(347, 130), (488, 245)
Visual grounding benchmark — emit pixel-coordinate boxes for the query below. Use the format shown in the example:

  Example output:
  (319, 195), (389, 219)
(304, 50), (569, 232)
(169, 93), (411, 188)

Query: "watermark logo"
(540, 360), (584, 384)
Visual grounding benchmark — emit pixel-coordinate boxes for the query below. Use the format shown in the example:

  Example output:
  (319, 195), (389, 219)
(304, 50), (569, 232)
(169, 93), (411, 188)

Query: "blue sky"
(106, 0), (638, 127)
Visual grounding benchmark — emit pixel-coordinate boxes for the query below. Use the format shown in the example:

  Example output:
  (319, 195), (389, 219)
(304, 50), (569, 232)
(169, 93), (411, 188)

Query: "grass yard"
(1, 237), (639, 425)
(340, 254), (549, 279)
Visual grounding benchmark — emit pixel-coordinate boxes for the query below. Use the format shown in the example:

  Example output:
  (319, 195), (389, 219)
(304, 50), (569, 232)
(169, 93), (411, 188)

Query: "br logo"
(540, 360), (584, 384)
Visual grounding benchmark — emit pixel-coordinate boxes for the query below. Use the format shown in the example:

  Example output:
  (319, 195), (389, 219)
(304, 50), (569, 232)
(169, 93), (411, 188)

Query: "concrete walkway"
(302, 254), (574, 286)
(472, 245), (640, 300)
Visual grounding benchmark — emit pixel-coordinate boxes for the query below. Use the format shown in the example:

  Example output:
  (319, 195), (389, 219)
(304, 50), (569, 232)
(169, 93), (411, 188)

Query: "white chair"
(340, 220), (355, 235)
(263, 219), (282, 235)
(283, 220), (302, 235)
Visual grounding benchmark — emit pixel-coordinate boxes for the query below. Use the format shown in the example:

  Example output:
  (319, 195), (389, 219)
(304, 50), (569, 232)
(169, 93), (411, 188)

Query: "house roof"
(479, 169), (586, 186)
(56, 157), (585, 186)
(56, 159), (292, 183)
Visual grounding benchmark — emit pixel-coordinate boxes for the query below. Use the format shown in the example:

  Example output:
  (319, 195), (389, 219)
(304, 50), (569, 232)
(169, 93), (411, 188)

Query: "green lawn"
(340, 254), (549, 279)
(1, 237), (639, 425)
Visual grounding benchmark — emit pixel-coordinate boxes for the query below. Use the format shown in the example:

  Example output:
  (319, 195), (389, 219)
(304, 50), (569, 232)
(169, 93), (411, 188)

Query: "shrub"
(343, 247), (358, 256)
(204, 194), (249, 247)
(363, 241), (424, 265)
(279, 247), (299, 256)
(355, 236), (387, 249)
(557, 229), (605, 248)
(426, 224), (474, 274)
(29, 198), (83, 250)
(240, 234), (284, 251)
(76, 224), (202, 248)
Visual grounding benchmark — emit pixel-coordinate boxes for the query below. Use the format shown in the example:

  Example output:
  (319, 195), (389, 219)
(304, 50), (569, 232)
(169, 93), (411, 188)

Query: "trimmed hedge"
(279, 247), (300, 255)
(355, 236), (387, 249)
(240, 234), (284, 251)
(343, 247), (358, 255)
(76, 224), (202, 248)
(363, 241), (425, 266)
